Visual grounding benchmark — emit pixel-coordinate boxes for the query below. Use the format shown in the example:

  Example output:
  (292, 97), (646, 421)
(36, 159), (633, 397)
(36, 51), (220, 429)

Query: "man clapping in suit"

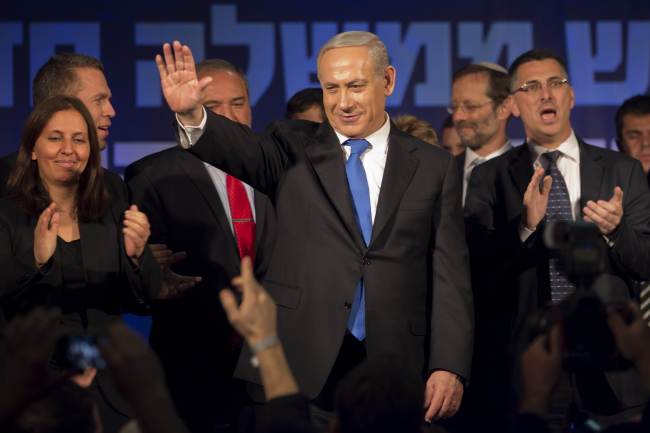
(465, 49), (650, 427)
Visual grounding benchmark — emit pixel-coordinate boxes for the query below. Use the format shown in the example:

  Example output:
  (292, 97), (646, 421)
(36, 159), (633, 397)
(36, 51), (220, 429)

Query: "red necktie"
(226, 175), (256, 264)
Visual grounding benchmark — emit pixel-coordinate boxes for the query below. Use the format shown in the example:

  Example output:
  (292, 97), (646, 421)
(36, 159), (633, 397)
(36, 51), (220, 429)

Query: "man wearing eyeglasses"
(465, 49), (650, 428)
(449, 62), (513, 206)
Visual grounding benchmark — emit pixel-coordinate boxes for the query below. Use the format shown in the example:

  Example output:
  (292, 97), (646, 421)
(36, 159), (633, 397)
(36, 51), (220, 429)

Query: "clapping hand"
(523, 166), (553, 231)
(123, 205), (151, 266)
(34, 202), (60, 268)
(583, 187), (624, 235)
(156, 41), (212, 125)
(148, 244), (201, 300)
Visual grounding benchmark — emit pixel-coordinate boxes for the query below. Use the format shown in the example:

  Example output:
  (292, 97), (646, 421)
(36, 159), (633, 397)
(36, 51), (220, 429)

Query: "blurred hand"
(608, 303), (650, 365)
(424, 370), (464, 421)
(156, 271), (201, 300)
(123, 205), (151, 266)
(148, 244), (201, 300)
(34, 202), (60, 268)
(99, 322), (167, 399)
(583, 187), (624, 235)
(0, 308), (63, 415)
(520, 325), (563, 415)
(149, 244), (186, 270)
(523, 167), (552, 231)
(220, 257), (277, 345)
(156, 41), (211, 124)
(71, 367), (97, 388)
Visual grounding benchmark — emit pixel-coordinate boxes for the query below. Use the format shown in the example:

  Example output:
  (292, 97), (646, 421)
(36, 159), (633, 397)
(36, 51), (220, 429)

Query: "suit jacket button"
(362, 257), (371, 265)
(344, 302), (352, 310)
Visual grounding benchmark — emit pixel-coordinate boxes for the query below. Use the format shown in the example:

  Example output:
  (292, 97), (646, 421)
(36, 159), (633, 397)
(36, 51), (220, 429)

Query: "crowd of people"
(0, 30), (649, 433)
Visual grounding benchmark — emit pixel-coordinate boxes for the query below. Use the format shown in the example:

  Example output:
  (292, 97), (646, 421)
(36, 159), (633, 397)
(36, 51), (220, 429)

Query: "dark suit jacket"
(187, 111), (474, 398)
(125, 146), (277, 431)
(0, 187), (161, 423)
(456, 151), (466, 187)
(464, 139), (650, 409)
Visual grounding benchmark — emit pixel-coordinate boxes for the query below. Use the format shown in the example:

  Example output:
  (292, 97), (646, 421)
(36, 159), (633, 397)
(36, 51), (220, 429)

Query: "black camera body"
(527, 221), (632, 372)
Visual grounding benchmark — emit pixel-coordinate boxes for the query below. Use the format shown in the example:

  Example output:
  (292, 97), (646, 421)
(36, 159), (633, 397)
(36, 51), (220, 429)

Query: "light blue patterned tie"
(345, 139), (372, 340)
(541, 151), (576, 303)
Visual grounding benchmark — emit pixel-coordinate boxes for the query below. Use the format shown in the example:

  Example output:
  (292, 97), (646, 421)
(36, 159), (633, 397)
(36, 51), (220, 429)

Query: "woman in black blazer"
(0, 96), (161, 430)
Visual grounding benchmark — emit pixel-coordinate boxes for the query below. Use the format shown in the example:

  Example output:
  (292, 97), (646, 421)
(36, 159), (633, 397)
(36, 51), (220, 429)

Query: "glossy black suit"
(464, 139), (650, 411)
(125, 146), (276, 433)
(188, 111), (474, 399)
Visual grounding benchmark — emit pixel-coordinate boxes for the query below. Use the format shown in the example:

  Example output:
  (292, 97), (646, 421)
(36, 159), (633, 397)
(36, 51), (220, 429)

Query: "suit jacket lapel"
(371, 127), (419, 246)
(305, 123), (366, 253)
(456, 151), (466, 187)
(508, 144), (534, 197)
(578, 139), (605, 214)
(177, 150), (240, 260)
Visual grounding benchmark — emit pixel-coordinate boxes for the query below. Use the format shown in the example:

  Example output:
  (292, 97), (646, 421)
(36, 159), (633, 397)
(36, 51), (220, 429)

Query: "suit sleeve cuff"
(175, 106), (207, 149)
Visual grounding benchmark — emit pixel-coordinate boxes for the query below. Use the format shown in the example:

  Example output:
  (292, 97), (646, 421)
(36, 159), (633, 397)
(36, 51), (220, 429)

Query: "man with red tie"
(125, 59), (276, 433)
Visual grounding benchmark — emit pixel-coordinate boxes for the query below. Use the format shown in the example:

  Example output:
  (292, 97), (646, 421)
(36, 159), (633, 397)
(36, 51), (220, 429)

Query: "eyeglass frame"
(511, 77), (569, 95)
(446, 99), (495, 115)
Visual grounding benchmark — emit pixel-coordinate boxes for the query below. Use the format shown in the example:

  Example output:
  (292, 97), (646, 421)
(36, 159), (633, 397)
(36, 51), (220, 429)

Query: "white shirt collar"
(334, 113), (391, 154)
(464, 139), (513, 170)
(528, 130), (580, 164)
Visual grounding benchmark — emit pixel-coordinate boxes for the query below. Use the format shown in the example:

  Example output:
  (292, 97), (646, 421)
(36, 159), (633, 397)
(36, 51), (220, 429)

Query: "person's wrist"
(178, 106), (203, 126)
(248, 333), (280, 368)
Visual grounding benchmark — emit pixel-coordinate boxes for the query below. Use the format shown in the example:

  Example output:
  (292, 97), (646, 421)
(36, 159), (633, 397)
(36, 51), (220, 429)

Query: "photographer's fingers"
(219, 288), (240, 323)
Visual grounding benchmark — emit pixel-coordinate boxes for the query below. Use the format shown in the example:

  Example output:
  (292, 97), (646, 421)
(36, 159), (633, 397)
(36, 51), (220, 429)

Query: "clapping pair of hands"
(34, 202), (151, 268)
(524, 166), (624, 234)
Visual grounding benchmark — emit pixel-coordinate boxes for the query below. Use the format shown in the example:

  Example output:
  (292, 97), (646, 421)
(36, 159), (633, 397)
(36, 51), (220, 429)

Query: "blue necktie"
(541, 151), (576, 303)
(345, 139), (372, 341)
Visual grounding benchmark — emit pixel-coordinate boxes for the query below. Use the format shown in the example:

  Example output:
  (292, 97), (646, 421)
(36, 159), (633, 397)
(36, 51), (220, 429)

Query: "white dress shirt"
(176, 108), (256, 234)
(520, 130), (581, 241)
(462, 140), (512, 205)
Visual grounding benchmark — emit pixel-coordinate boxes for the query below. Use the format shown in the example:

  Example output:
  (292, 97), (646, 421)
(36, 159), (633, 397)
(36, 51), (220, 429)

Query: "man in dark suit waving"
(156, 32), (473, 424)
(465, 50), (650, 425)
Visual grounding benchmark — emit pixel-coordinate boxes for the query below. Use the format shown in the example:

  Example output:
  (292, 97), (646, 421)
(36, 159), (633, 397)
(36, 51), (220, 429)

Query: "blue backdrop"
(2, 0), (650, 335)
(3, 0), (650, 166)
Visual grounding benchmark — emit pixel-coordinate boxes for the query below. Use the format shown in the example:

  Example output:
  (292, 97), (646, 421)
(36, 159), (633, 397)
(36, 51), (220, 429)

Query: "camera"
(52, 335), (106, 371)
(527, 221), (633, 372)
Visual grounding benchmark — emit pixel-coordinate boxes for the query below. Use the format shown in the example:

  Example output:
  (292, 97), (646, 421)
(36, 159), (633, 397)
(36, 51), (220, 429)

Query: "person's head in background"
(393, 114), (438, 146)
(450, 62), (511, 156)
(440, 115), (463, 156)
(33, 53), (115, 151)
(331, 357), (426, 433)
(196, 59), (252, 127)
(286, 88), (325, 123)
(615, 94), (650, 176)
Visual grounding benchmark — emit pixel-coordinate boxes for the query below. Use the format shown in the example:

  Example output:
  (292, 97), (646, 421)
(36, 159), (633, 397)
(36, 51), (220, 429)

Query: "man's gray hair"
(317, 31), (390, 77)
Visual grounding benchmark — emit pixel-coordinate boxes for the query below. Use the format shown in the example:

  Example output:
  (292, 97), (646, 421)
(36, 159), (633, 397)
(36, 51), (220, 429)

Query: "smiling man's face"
(318, 46), (395, 138)
(511, 59), (575, 147)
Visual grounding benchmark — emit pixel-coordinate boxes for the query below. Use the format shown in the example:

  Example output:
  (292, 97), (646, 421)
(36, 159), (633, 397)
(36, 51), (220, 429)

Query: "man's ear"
(497, 96), (513, 121)
(384, 65), (396, 97)
(511, 96), (521, 118)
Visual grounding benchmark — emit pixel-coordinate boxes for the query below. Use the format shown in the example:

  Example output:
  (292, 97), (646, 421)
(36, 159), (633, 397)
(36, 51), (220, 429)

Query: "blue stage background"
(2, 0), (650, 336)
